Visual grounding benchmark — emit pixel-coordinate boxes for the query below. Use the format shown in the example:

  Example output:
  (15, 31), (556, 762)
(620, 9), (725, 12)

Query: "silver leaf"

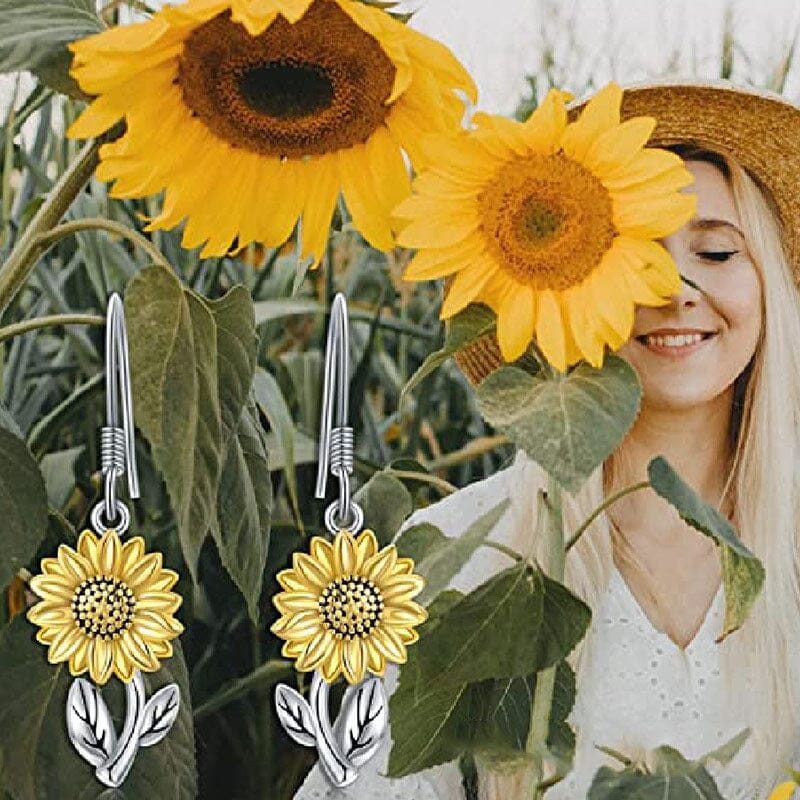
(66, 678), (117, 768)
(335, 677), (387, 766)
(275, 684), (317, 747)
(138, 683), (181, 748)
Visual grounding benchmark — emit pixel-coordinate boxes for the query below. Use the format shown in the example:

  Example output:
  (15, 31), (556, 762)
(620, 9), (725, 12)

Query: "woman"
(293, 80), (800, 800)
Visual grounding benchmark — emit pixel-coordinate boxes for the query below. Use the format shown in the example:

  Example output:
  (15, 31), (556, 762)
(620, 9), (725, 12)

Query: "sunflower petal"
(560, 81), (621, 162)
(522, 87), (572, 154)
(342, 638), (366, 684)
(535, 289), (567, 372)
(496, 285), (535, 362)
(334, 530), (359, 575)
(440, 259), (495, 318)
(89, 638), (114, 685)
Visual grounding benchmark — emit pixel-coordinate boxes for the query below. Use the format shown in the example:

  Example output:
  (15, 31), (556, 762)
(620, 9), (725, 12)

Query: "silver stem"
(310, 672), (358, 787)
(95, 671), (146, 788)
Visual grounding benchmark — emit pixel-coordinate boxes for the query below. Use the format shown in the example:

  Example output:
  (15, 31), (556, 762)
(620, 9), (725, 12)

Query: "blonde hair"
(479, 147), (800, 798)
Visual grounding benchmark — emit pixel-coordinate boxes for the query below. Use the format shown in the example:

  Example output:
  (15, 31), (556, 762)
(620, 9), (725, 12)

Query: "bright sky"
(4, 0), (800, 119)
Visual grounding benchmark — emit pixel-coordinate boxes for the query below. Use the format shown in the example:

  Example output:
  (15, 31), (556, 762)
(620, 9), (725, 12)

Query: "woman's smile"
(634, 329), (718, 358)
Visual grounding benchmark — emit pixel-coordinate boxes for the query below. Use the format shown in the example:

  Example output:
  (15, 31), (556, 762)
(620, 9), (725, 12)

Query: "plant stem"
(0, 313), (104, 344)
(382, 467), (457, 496)
(564, 480), (651, 553)
(481, 539), (526, 563)
(526, 474), (564, 799)
(33, 217), (170, 269)
(0, 138), (101, 317)
(193, 659), (292, 721)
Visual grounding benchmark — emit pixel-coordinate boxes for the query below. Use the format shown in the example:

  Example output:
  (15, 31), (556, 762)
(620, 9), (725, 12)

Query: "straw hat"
(454, 79), (800, 386)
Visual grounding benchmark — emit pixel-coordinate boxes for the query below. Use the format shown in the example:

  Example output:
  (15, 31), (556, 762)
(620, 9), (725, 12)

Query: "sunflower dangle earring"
(26, 294), (185, 789)
(271, 293), (428, 788)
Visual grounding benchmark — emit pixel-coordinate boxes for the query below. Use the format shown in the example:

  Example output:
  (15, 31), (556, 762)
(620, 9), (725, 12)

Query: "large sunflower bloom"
(27, 529), (184, 685)
(395, 82), (698, 371)
(271, 529), (426, 684)
(66, 0), (477, 264)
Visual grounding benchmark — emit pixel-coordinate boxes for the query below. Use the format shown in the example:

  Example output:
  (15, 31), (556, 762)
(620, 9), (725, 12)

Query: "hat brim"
(454, 79), (800, 386)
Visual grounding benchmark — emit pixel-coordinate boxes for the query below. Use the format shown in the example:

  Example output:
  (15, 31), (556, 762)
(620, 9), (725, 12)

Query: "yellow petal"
(113, 647), (136, 683)
(29, 575), (75, 601)
(584, 117), (657, 178)
(614, 192), (698, 239)
(77, 529), (100, 567)
(134, 609), (184, 638)
(125, 553), (164, 590)
(70, 640), (90, 674)
(522, 87), (572, 154)
(382, 603), (427, 626)
(309, 537), (336, 577)
(136, 591), (183, 614)
(402, 239), (485, 281)
(97, 530), (122, 574)
(472, 112), (531, 156)
(370, 626), (407, 663)
(334, 530), (359, 575)
(296, 629), (336, 672)
(560, 81), (622, 162)
(89, 638), (114, 685)
(767, 782), (797, 800)
(299, 155), (339, 269)
(366, 125), (411, 224)
(320, 641), (343, 683)
(339, 144), (395, 252)
(589, 258), (635, 343)
(364, 547), (398, 584)
(600, 148), (683, 189)
(53, 545), (90, 582)
(564, 286), (605, 368)
(276, 570), (311, 592)
(440, 259), (495, 318)
(273, 591), (320, 614)
(293, 551), (333, 590)
(496, 285), (536, 362)
(365, 643), (386, 676)
(608, 165), (694, 201)
(67, 93), (126, 139)
(355, 530), (379, 565)
(381, 576), (425, 602)
(119, 537), (145, 577)
(342, 638), (366, 684)
(271, 610), (323, 640)
(535, 289), (567, 372)
(118, 629), (158, 671)
(48, 626), (84, 664)
(27, 603), (73, 626)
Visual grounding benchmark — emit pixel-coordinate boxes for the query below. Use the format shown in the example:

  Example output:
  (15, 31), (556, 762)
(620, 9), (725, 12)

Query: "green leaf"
(388, 656), (576, 778)
(535, 574), (592, 671)
(477, 356), (641, 493)
(206, 287), (257, 444)
(395, 522), (447, 563)
(126, 265), (222, 581)
(39, 445), (84, 509)
(0, 616), (197, 800)
(126, 268), (258, 585)
(353, 471), (413, 547)
(648, 456), (765, 642)
(587, 743), (725, 800)
(0, 0), (102, 98)
(413, 499), (510, 604)
(0, 427), (48, 590)
(253, 368), (300, 523)
(414, 564), (544, 689)
(212, 402), (272, 623)
(400, 304), (495, 408)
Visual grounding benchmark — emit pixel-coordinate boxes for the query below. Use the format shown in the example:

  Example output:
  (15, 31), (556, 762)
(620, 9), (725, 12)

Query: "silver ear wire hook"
(315, 293), (364, 535)
(90, 293), (140, 535)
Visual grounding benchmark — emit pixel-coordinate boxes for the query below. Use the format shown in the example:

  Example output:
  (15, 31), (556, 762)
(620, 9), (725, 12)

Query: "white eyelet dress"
(291, 459), (791, 800)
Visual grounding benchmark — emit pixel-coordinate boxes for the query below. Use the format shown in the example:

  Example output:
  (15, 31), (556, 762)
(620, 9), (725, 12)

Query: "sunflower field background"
(0, 1), (798, 800)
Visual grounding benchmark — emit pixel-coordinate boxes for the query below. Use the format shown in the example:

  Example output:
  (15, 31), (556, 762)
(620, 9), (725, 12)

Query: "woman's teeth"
(645, 333), (705, 348)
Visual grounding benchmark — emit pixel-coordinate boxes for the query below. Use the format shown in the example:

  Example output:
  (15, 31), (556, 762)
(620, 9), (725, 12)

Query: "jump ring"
(90, 500), (131, 535)
(324, 501), (364, 535)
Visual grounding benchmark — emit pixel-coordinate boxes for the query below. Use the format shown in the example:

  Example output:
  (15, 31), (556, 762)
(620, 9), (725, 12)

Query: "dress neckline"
(610, 564), (724, 652)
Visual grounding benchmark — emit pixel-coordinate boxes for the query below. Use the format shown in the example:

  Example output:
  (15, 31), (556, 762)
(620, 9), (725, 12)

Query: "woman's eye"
(697, 250), (739, 262)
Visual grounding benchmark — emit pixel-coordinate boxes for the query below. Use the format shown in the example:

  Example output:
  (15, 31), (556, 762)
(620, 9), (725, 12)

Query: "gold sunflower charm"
(27, 528), (184, 686)
(271, 528), (426, 685)
(66, 0), (477, 264)
(396, 81), (698, 372)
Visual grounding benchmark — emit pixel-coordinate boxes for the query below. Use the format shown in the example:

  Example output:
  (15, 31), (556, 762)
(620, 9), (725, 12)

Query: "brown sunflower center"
(71, 576), (136, 641)
(318, 575), (384, 640)
(177, 0), (397, 159)
(479, 152), (617, 291)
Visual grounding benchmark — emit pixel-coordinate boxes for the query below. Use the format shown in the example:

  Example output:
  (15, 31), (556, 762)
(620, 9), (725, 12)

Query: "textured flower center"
(71, 576), (136, 640)
(479, 152), (617, 291)
(318, 575), (384, 640)
(177, 0), (397, 158)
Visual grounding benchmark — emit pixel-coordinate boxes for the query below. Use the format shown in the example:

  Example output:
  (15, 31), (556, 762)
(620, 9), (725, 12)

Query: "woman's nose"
(660, 238), (704, 305)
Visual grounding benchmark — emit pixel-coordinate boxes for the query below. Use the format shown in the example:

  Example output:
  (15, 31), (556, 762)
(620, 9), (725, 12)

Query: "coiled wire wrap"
(94, 425), (130, 533)
(326, 426), (362, 532)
